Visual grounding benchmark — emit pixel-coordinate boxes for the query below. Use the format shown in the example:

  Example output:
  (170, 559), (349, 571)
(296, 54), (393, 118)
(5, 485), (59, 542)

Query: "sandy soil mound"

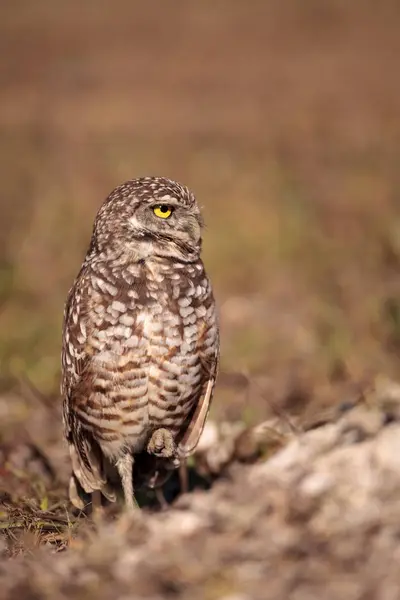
(2, 381), (400, 600)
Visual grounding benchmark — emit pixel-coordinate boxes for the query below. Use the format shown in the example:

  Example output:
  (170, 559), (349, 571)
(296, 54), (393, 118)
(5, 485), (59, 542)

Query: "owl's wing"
(61, 281), (115, 508)
(177, 305), (220, 458)
(64, 402), (115, 508)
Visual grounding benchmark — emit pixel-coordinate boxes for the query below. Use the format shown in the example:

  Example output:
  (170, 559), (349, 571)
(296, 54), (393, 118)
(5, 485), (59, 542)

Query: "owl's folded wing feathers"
(177, 309), (220, 458)
(61, 283), (117, 508)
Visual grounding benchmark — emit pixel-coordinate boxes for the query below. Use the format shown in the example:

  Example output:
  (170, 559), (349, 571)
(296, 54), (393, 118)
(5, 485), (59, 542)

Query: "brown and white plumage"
(61, 177), (219, 510)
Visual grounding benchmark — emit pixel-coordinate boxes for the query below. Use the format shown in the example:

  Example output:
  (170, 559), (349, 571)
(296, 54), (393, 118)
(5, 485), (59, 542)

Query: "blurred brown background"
(1, 0), (400, 422)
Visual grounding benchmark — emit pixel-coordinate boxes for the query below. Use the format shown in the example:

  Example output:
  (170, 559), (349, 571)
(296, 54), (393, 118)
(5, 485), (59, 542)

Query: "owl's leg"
(91, 490), (104, 520)
(179, 461), (189, 494)
(155, 487), (169, 511)
(116, 453), (138, 510)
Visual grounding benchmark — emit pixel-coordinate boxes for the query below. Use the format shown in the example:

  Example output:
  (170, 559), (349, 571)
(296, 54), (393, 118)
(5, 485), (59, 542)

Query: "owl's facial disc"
(126, 199), (202, 260)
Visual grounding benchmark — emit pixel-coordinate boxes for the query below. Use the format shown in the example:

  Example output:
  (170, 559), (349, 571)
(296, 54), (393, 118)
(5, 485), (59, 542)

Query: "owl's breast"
(75, 259), (215, 455)
(141, 301), (204, 433)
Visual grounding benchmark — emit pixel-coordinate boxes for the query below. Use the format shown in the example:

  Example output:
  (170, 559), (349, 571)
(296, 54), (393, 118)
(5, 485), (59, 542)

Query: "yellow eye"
(153, 205), (173, 219)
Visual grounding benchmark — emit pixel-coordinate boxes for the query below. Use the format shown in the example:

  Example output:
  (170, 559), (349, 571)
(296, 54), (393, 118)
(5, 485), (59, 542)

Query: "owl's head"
(91, 177), (204, 262)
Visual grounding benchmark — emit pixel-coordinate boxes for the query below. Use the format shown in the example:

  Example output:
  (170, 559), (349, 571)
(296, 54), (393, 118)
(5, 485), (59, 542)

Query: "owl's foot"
(147, 428), (177, 459)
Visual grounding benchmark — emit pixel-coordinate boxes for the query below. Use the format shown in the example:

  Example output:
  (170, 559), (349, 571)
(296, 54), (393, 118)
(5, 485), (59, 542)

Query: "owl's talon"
(147, 428), (176, 458)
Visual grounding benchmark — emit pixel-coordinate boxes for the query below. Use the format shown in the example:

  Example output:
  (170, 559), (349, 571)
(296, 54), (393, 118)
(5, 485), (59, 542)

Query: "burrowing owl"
(61, 177), (219, 510)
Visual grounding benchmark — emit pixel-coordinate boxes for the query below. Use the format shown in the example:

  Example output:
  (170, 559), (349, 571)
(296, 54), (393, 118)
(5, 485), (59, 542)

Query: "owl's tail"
(68, 472), (116, 510)
(68, 436), (116, 510)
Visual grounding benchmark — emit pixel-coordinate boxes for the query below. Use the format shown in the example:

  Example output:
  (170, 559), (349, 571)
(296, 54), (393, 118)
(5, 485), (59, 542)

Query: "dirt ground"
(1, 1), (400, 598)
